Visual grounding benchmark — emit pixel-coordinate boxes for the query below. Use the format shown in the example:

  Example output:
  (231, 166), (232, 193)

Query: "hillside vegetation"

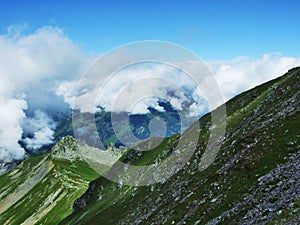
(0, 67), (299, 225)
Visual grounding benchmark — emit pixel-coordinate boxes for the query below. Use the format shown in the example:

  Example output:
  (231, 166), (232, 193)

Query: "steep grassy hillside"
(0, 136), (118, 225)
(61, 67), (300, 224)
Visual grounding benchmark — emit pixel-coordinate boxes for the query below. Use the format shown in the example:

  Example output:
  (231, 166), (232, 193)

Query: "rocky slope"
(61, 67), (300, 224)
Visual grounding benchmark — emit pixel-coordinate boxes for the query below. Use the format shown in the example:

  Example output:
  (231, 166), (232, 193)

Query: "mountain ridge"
(62, 67), (300, 224)
(0, 67), (299, 224)
(0, 137), (101, 225)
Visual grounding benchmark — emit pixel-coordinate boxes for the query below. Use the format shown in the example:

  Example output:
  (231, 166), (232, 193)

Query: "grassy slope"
(61, 67), (300, 224)
(0, 137), (100, 225)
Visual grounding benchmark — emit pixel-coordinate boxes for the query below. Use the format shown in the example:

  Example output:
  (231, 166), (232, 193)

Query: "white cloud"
(209, 53), (300, 101)
(0, 97), (27, 161)
(65, 62), (202, 114)
(22, 110), (57, 150)
(59, 52), (300, 118)
(0, 25), (93, 161)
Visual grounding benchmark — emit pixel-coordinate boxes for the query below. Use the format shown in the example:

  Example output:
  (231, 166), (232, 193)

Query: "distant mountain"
(0, 67), (299, 224)
(54, 101), (195, 148)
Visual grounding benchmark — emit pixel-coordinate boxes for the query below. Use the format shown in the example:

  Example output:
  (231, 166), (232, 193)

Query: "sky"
(0, 0), (300, 59)
(0, 0), (300, 161)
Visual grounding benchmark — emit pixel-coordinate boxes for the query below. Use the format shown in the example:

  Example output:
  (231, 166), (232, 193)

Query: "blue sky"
(1, 0), (299, 60)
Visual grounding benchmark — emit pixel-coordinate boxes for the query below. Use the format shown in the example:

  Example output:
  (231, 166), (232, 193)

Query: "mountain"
(0, 67), (299, 224)
(0, 136), (122, 225)
(53, 101), (192, 148)
(3, 100), (189, 177)
(61, 67), (300, 224)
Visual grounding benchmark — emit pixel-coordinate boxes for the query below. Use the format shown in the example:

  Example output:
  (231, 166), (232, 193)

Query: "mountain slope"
(0, 136), (119, 225)
(0, 67), (299, 225)
(61, 67), (300, 224)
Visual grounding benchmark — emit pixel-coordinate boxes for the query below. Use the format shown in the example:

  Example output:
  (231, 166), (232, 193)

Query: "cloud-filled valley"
(1, 25), (300, 161)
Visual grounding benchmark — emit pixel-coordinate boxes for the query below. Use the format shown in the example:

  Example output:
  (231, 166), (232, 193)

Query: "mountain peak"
(51, 136), (81, 161)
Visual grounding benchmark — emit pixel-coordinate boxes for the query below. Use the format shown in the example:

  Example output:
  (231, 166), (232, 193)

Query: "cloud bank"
(58, 53), (300, 114)
(22, 110), (57, 150)
(0, 25), (91, 161)
(1, 25), (300, 162)
(210, 54), (300, 101)
(69, 62), (207, 115)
